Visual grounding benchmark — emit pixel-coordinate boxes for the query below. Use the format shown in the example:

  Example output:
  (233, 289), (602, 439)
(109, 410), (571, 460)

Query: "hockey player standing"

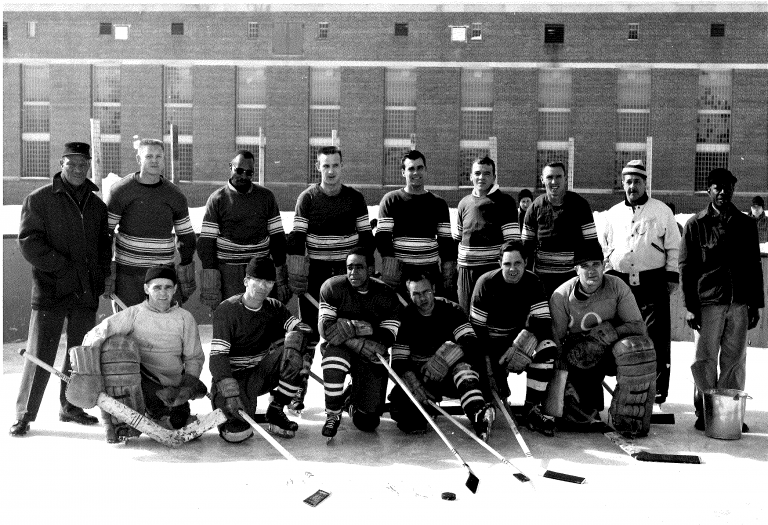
(198, 150), (290, 310)
(389, 271), (493, 440)
(454, 156), (519, 313)
(376, 150), (457, 296)
(521, 161), (598, 298)
(104, 139), (197, 307)
(208, 257), (312, 442)
(470, 241), (559, 436)
(318, 248), (401, 438)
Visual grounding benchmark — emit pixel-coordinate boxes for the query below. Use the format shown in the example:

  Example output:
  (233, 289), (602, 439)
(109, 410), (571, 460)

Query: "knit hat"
(751, 195), (764, 208)
(621, 160), (646, 179)
(144, 265), (178, 284)
(573, 241), (605, 266)
(707, 168), (737, 187)
(518, 188), (533, 201)
(245, 257), (276, 281)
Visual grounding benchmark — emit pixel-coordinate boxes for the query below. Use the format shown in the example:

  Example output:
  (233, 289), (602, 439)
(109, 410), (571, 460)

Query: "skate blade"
(267, 424), (296, 439)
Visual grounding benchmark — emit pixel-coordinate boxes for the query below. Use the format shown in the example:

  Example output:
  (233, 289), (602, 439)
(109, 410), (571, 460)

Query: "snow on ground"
(2, 335), (766, 524)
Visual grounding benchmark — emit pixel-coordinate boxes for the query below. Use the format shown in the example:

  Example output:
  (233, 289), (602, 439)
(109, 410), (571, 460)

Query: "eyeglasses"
(231, 166), (254, 177)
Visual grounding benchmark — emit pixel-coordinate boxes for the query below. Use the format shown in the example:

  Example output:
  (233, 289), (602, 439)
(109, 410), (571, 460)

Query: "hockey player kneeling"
(209, 257), (312, 443)
(81, 266), (207, 443)
(319, 248), (402, 438)
(389, 271), (493, 441)
(609, 336), (656, 437)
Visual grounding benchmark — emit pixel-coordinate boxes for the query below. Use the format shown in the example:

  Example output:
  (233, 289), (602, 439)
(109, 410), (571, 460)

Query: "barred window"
(544, 24), (564, 44)
(164, 66), (193, 181)
(3, 22), (8, 41)
(308, 67), (340, 182)
(318, 22), (329, 39)
(710, 23), (725, 37)
(171, 23), (184, 36)
(236, 67), (266, 168)
(395, 23), (408, 37)
(470, 23), (482, 41)
(460, 69), (493, 186)
(615, 69), (650, 188)
(22, 64), (51, 178)
(537, 68), (571, 188)
(695, 70), (731, 191)
(248, 22), (259, 40)
(628, 23), (639, 41)
(99, 23), (112, 36)
(93, 65), (121, 175)
(384, 69), (416, 185)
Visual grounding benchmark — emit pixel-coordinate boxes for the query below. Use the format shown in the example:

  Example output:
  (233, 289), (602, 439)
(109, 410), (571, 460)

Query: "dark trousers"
(142, 378), (190, 429)
(15, 306), (96, 420)
(299, 260), (347, 339)
(608, 270), (672, 398)
(567, 351), (618, 413)
(321, 344), (388, 415)
(457, 263), (497, 313)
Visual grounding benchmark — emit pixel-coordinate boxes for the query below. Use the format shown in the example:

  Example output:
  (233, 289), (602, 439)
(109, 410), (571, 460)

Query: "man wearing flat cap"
(82, 265), (206, 442)
(680, 168), (764, 432)
(599, 160), (681, 404)
(10, 142), (113, 437)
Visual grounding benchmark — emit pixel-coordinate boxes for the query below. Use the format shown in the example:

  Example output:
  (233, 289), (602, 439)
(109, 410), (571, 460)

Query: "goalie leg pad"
(100, 335), (146, 427)
(610, 336), (656, 436)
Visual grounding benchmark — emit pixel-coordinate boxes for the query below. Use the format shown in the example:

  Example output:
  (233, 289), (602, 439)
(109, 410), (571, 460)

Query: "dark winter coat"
(18, 173), (112, 310)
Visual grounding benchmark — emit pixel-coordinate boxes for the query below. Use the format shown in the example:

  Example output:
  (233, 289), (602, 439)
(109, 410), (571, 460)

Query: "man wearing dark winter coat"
(10, 142), (113, 436)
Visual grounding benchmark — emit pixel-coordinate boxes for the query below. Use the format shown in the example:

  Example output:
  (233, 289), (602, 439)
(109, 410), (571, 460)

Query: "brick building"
(3, 2), (767, 212)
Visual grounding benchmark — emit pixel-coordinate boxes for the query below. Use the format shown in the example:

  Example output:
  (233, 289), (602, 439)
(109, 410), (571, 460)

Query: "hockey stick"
(303, 293), (320, 309)
(109, 292), (128, 311)
(428, 400), (533, 485)
(19, 348), (225, 446)
(377, 354), (480, 494)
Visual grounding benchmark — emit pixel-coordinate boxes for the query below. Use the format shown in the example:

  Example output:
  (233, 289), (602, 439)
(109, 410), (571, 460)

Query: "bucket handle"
(733, 392), (753, 400)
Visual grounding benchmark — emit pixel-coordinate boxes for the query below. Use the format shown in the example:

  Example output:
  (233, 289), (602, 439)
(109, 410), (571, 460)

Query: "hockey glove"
(325, 318), (356, 346)
(499, 329), (537, 373)
(380, 256), (403, 288)
(275, 264), (291, 304)
(351, 319), (374, 337)
(199, 269), (222, 310)
(176, 261), (197, 303)
(286, 254), (310, 295)
(102, 261), (116, 299)
(402, 370), (436, 406)
(217, 378), (246, 421)
(422, 341), (464, 382)
(345, 338), (389, 364)
(441, 260), (457, 294)
(589, 321), (619, 347)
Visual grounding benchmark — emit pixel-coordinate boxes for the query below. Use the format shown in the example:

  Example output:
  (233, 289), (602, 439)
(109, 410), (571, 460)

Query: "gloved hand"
(748, 306), (760, 330)
(286, 255), (310, 295)
(102, 261), (117, 299)
(325, 318), (356, 346)
(441, 260), (457, 294)
(176, 261), (197, 303)
(217, 378), (246, 420)
(199, 268), (222, 310)
(589, 322), (619, 346)
(275, 265), (291, 304)
(685, 310), (701, 331)
(345, 338), (389, 364)
(171, 375), (207, 406)
(402, 370), (436, 406)
(380, 256), (403, 288)
(351, 320), (373, 336)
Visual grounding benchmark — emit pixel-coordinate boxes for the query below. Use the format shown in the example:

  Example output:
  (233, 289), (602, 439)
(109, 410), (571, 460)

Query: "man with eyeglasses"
(104, 139), (197, 308)
(208, 257), (312, 442)
(198, 150), (290, 310)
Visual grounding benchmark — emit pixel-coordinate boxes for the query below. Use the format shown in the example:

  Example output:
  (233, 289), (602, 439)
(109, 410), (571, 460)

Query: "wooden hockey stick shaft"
(491, 388), (534, 459)
(303, 293), (320, 309)
(428, 400), (533, 486)
(109, 292), (128, 311)
(238, 410), (299, 462)
(378, 354), (480, 494)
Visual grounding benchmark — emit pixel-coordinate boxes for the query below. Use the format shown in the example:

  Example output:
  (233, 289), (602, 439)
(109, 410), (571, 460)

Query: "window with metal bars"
(99, 22), (112, 35)
(164, 66), (193, 180)
(3, 22), (8, 41)
(695, 70), (731, 191)
(395, 23), (408, 37)
(171, 23), (184, 36)
(470, 23), (482, 41)
(308, 68), (340, 182)
(21, 64), (51, 178)
(236, 67), (266, 159)
(615, 69), (650, 189)
(710, 23), (725, 37)
(460, 69), (493, 186)
(537, 68), (571, 188)
(92, 65), (121, 174)
(318, 22), (329, 39)
(544, 24), (564, 44)
(628, 23), (639, 41)
(248, 22), (259, 40)
(384, 69), (416, 185)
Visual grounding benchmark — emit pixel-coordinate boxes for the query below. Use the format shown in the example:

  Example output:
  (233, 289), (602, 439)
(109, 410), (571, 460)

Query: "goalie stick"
(378, 354), (480, 494)
(19, 348), (225, 447)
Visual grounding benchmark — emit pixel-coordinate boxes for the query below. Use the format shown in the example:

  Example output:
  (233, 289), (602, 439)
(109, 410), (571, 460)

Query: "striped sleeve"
(375, 196), (395, 257)
(209, 305), (235, 382)
(501, 221), (521, 242)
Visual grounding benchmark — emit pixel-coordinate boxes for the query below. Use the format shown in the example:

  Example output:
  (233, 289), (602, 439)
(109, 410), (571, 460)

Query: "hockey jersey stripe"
(200, 220), (220, 238)
(173, 217), (195, 236)
(114, 232), (175, 266)
(469, 305), (488, 326)
(453, 322), (476, 341)
(292, 216), (309, 233)
(392, 237), (440, 265)
(458, 244), (504, 267)
(529, 301), (552, 319)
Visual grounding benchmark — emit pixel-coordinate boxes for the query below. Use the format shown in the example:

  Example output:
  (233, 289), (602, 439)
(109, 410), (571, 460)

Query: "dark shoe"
(471, 403), (496, 442)
(59, 408), (98, 426)
(525, 406), (556, 437)
(655, 394), (667, 405)
(694, 416), (705, 431)
(266, 405), (298, 438)
(322, 412), (342, 438)
(742, 422), (749, 433)
(9, 418), (31, 437)
(396, 419), (428, 435)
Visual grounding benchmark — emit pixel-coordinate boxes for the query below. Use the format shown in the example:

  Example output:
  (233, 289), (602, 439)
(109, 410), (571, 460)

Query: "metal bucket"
(703, 388), (749, 440)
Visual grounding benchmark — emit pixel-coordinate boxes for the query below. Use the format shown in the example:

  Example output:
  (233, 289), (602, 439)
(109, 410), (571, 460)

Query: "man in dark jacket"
(10, 142), (113, 436)
(680, 168), (764, 432)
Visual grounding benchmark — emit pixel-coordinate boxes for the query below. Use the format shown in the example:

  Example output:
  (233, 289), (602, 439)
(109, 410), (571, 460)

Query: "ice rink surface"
(2, 331), (766, 524)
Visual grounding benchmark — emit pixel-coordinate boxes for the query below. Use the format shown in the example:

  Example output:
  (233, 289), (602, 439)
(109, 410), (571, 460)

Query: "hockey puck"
(441, 492), (456, 501)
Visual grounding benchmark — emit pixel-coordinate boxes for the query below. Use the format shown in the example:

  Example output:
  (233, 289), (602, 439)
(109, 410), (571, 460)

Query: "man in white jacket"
(83, 266), (206, 442)
(599, 160), (681, 404)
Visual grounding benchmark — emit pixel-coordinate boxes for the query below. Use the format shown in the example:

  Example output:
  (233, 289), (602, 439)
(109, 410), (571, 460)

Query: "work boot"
(9, 417), (31, 437)
(59, 407), (98, 425)
(266, 404), (298, 438)
(322, 411), (342, 438)
(524, 405), (556, 437)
